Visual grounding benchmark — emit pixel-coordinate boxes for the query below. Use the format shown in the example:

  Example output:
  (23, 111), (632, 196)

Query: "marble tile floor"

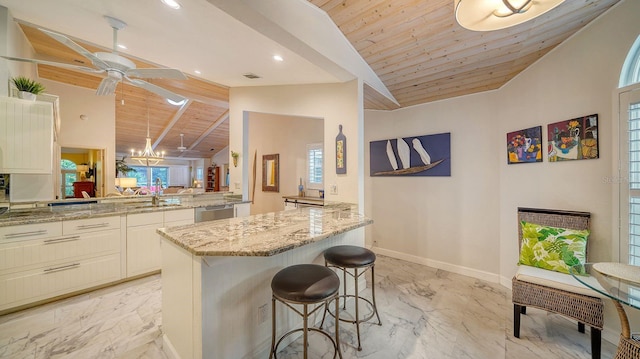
(0, 255), (617, 359)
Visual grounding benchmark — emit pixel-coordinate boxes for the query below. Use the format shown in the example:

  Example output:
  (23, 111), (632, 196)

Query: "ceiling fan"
(2, 15), (187, 103)
(177, 133), (200, 153)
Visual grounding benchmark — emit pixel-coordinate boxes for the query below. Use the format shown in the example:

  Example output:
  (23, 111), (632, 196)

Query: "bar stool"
(269, 264), (343, 359)
(321, 245), (382, 351)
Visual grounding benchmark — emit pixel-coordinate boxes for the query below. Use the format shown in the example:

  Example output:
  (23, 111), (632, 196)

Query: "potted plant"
(115, 156), (136, 177)
(231, 151), (239, 167)
(11, 76), (46, 101)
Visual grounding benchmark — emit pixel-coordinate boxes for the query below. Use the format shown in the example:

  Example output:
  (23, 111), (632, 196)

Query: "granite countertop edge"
(157, 207), (373, 257)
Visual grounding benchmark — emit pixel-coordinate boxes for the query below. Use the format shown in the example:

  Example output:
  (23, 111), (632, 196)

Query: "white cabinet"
(234, 203), (250, 218)
(126, 212), (163, 277)
(0, 97), (54, 174)
(0, 215), (122, 311)
(126, 208), (194, 278)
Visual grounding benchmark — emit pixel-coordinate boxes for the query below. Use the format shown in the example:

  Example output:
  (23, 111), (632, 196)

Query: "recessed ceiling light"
(161, 0), (181, 10)
(167, 99), (186, 106)
(117, 44), (127, 50)
(194, 70), (201, 75)
(273, 55), (284, 62)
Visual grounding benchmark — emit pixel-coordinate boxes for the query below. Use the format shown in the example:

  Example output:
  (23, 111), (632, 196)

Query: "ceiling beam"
(152, 99), (192, 149)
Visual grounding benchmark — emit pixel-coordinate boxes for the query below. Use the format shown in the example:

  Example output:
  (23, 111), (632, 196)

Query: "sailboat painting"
(370, 132), (451, 176)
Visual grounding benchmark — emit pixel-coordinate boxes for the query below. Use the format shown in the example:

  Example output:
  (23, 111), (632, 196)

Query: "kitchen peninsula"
(157, 204), (372, 359)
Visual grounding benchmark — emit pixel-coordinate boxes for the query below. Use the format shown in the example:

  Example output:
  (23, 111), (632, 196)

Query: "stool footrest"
(324, 294), (380, 325)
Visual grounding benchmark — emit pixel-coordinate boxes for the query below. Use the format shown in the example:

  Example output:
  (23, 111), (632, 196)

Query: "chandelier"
(455, 0), (565, 31)
(130, 101), (165, 166)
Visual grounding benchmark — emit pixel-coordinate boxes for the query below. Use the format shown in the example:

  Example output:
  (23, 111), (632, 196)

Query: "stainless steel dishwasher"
(194, 204), (235, 222)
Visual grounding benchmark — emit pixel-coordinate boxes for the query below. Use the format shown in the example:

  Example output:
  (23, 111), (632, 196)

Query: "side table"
(570, 263), (640, 359)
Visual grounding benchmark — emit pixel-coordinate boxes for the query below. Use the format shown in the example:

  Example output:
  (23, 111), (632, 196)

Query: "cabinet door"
(127, 221), (163, 277)
(0, 253), (121, 311)
(0, 97), (54, 173)
(234, 203), (250, 218)
(0, 228), (120, 274)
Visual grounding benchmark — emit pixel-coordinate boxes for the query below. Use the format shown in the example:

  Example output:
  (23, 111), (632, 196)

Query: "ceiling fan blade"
(39, 28), (111, 69)
(127, 78), (186, 103)
(1, 56), (103, 73)
(96, 75), (120, 96)
(126, 68), (187, 80)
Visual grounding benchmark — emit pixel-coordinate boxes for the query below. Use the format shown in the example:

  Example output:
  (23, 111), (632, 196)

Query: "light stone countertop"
(156, 204), (373, 257)
(0, 196), (247, 227)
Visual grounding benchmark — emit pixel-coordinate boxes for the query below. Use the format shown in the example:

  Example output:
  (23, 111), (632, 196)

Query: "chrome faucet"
(152, 177), (162, 205)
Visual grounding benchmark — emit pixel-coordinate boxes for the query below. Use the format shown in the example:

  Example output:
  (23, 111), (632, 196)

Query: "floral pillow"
(518, 221), (590, 275)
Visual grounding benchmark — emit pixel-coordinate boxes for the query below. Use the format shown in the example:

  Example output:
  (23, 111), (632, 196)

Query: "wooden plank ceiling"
(308, 0), (621, 110)
(19, 0), (621, 155)
(20, 24), (230, 160)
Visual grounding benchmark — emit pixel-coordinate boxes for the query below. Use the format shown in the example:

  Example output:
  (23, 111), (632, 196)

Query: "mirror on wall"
(59, 147), (105, 199)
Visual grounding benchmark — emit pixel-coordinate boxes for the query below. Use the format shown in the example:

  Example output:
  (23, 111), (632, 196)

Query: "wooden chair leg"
(578, 322), (585, 333)
(591, 327), (601, 359)
(513, 304), (521, 338)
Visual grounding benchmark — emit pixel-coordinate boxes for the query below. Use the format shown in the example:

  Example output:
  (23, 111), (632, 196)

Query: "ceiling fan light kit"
(455, 0), (565, 31)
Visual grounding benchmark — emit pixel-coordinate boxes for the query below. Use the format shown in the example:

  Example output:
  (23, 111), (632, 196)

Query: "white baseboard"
(371, 247), (621, 347)
(372, 246), (501, 284)
(162, 334), (180, 359)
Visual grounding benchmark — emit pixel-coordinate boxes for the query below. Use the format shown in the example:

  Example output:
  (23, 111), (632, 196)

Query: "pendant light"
(130, 98), (164, 166)
(455, 0), (565, 31)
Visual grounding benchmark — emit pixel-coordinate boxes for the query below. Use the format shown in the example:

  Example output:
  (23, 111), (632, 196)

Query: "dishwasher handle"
(204, 204), (234, 211)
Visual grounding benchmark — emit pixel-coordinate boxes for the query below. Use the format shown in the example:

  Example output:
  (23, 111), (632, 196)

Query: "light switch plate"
(330, 184), (338, 195)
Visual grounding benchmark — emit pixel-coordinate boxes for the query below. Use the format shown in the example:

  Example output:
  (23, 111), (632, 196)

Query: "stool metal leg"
(303, 304), (308, 359)
(354, 267), (362, 351)
(342, 268), (347, 309)
(269, 296), (276, 359)
(371, 264), (382, 326)
(335, 295), (343, 359)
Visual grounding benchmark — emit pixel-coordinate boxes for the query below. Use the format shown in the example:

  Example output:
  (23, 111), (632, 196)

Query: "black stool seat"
(324, 245), (376, 268)
(269, 264), (343, 359)
(271, 264), (340, 303)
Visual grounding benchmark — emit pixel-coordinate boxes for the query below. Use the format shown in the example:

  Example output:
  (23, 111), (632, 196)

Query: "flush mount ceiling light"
(167, 98), (186, 106)
(455, 0), (565, 31)
(273, 55), (284, 62)
(161, 0), (181, 10)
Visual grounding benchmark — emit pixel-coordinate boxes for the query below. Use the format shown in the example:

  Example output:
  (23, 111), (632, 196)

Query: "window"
(620, 35), (640, 87)
(624, 99), (640, 266)
(129, 166), (168, 191)
(60, 159), (77, 198)
(307, 143), (323, 190)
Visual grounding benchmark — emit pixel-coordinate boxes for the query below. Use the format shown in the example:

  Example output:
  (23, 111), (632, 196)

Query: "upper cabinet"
(0, 97), (54, 174)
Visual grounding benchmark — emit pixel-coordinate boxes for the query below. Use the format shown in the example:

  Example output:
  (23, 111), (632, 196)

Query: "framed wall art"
(506, 126), (542, 164)
(262, 154), (279, 192)
(547, 114), (598, 162)
(369, 132), (450, 176)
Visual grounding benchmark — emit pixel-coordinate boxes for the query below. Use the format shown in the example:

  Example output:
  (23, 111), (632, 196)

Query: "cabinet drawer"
(127, 212), (163, 227)
(164, 208), (193, 223)
(0, 228), (120, 273)
(0, 222), (63, 243)
(63, 215), (120, 234)
(0, 253), (121, 311)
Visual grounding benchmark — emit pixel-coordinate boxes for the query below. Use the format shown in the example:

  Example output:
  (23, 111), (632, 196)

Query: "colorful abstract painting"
(507, 126), (543, 164)
(547, 114), (599, 162)
(369, 132), (450, 176)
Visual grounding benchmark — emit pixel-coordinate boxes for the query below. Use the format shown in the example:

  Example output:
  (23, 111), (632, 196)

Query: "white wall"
(248, 112), (323, 214)
(365, 0), (640, 341)
(41, 79), (116, 194)
(1, 7), (37, 96)
(229, 80), (363, 206)
(365, 92), (501, 279)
